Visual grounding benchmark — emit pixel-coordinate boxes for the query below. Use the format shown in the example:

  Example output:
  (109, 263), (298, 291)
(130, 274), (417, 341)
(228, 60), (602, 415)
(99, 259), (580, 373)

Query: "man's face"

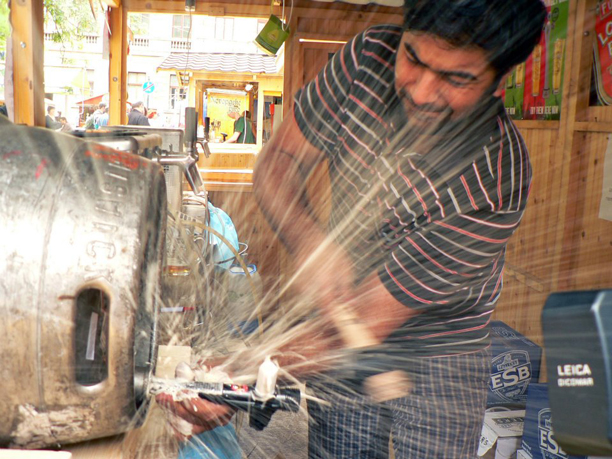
(49, 108), (56, 117)
(394, 31), (505, 127)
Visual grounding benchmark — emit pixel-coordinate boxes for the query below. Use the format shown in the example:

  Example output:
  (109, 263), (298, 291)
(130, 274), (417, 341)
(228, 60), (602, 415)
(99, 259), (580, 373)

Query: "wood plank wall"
(494, 0), (612, 359)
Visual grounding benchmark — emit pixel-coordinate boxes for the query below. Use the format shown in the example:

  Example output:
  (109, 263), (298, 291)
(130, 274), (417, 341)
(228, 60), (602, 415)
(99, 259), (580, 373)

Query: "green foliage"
(44, 0), (100, 46)
(129, 13), (150, 37)
(0, 0), (9, 55)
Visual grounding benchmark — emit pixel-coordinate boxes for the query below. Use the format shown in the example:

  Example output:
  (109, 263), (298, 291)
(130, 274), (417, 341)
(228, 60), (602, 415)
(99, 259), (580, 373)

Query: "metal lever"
(155, 107), (208, 196)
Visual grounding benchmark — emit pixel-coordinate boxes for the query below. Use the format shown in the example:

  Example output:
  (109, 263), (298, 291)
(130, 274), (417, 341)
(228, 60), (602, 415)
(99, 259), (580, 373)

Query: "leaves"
(0, 0), (9, 54)
(43, 0), (100, 46)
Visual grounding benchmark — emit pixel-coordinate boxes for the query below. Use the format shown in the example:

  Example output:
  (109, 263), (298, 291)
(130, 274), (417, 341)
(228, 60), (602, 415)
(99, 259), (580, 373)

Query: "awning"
(157, 53), (278, 74)
(74, 94), (107, 106)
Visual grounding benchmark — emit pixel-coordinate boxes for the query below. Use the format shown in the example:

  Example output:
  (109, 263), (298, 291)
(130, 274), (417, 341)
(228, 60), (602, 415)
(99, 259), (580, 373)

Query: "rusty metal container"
(0, 123), (166, 448)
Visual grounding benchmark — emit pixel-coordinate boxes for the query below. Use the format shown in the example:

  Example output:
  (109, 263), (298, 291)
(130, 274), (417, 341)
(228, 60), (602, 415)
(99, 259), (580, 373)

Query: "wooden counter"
(199, 143), (259, 191)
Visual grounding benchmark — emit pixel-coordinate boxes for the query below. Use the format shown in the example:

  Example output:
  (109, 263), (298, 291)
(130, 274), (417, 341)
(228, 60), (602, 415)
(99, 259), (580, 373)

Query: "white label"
(86, 312), (99, 361)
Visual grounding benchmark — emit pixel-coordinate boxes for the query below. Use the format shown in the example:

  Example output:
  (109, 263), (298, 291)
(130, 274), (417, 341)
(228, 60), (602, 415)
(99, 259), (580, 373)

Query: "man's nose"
(408, 71), (442, 108)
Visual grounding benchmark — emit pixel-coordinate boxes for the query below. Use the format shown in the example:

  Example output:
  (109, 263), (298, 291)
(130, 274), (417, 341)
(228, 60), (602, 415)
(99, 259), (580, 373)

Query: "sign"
(143, 81), (155, 94)
(594, 0), (612, 104)
(504, 0), (569, 120)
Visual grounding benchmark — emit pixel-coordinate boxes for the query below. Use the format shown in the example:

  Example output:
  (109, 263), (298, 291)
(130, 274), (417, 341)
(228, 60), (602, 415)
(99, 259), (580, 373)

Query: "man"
(128, 101), (150, 126)
(45, 106), (62, 130)
(225, 109), (255, 144)
(96, 107), (109, 129)
(85, 102), (107, 130)
(158, 0), (546, 457)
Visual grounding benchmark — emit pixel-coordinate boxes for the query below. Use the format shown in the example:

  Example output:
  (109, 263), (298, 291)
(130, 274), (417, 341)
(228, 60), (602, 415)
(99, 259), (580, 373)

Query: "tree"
(44, 0), (100, 45)
(0, 0), (9, 58)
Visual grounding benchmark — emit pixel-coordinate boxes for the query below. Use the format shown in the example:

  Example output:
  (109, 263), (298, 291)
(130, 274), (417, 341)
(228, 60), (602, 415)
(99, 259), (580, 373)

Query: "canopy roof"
(157, 53), (279, 74)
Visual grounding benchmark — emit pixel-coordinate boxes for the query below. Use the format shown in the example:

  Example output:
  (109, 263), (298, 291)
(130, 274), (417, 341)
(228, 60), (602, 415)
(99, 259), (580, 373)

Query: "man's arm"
(253, 114), (417, 355)
(225, 131), (240, 143)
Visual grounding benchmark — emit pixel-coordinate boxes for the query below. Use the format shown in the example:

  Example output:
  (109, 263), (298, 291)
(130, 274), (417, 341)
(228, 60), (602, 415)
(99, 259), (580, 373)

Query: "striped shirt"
(294, 25), (531, 357)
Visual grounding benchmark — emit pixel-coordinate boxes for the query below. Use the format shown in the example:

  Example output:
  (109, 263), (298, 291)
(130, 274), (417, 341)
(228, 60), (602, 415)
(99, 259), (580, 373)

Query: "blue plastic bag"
(207, 202), (239, 270)
(178, 424), (242, 459)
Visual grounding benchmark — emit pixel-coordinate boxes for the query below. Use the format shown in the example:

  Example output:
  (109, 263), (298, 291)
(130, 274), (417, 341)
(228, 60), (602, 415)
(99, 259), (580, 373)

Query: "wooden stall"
(7, 0), (612, 358)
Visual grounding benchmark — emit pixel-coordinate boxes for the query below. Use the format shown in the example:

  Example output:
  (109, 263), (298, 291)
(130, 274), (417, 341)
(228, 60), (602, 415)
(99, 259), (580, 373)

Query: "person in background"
(225, 109), (255, 144)
(45, 106), (62, 130)
(58, 117), (73, 133)
(96, 107), (109, 129)
(158, 0), (547, 457)
(147, 109), (164, 127)
(128, 101), (150, 126)
(84, 102), (107, 130)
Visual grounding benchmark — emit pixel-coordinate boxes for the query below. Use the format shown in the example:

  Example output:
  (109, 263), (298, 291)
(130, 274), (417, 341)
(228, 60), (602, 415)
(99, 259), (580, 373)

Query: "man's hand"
(155, 392), (236, 435)
(291, 236), (355, 316)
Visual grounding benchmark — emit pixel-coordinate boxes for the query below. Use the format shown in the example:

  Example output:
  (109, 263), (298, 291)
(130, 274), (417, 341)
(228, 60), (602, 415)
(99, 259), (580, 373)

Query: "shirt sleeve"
(293, 31), (366, 154)
(378, 206), (521, 315)
(234, 117), (245, 133)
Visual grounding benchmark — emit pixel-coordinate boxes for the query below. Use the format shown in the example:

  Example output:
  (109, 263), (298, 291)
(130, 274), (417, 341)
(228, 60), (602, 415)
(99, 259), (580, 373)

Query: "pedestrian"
(45, 106), (62, 130)
(128, 101), (150, 126)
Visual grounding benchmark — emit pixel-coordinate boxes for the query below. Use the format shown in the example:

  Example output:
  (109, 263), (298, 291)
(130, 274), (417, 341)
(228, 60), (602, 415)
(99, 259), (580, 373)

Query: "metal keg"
(0, 122), (167, 448)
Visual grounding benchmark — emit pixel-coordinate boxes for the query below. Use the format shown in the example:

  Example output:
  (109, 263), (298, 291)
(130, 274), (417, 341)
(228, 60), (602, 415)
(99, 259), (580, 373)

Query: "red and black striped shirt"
(294, 25), (531, 356)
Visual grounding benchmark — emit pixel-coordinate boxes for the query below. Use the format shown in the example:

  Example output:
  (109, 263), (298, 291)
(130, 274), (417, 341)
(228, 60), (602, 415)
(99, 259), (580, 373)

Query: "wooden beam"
(101, 0), (121, 7)
(124, 0), (401, 23)
(108, 5), (128, 126)
(10, 0), (44, 126)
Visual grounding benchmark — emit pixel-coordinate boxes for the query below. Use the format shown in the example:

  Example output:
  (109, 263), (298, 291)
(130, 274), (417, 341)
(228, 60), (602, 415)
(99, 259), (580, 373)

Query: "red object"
(594, 1), (612, 104)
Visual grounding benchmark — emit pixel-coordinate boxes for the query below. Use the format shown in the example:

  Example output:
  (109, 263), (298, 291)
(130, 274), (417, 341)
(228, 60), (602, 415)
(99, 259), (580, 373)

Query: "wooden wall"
(494, 0), (612, 356)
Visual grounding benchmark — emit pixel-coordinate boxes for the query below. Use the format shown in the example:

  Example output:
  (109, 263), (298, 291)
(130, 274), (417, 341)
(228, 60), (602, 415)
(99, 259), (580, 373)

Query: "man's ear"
(493, 68), (513, 98)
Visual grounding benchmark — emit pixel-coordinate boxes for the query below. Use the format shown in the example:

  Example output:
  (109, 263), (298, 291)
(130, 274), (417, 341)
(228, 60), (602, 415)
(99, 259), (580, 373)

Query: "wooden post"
(10, 0), (44, 126)
(108, 5), (128, 126)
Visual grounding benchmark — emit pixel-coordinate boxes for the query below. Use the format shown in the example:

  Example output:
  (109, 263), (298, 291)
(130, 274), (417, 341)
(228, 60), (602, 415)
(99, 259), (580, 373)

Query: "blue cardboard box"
(518, 383), (586, 459)
(487, 321), (542, 408)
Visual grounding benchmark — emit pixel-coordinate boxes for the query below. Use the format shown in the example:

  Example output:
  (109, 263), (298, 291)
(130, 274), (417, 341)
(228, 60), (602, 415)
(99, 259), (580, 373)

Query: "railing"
(171, 40), (192, 50)
(83, 35), (98, 45)
(132, 37), (150, 48)
(44, 32), (98, 45)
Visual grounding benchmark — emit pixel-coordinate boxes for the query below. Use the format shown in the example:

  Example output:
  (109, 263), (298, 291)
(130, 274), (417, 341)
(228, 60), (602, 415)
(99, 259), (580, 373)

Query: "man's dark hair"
(98, 102), (107, 109)
(132, 101), (144, 110)
(47, 106), (55, 114)
(403, 0), (547, 75)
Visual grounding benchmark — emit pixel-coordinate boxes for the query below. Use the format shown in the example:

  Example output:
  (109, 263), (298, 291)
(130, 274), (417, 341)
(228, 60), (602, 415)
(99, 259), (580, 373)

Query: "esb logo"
(489, 350), (532, 402)
(538, 408), (568, 458)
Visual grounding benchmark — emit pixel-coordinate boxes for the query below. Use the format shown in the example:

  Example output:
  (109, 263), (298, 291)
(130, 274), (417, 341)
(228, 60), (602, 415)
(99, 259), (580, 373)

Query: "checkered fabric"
(307, 348), (490, 459)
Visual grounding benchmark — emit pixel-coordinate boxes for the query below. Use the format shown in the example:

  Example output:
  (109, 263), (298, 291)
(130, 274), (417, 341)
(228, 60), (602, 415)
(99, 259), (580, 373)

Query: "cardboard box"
(487, 321), (542, 408)
(518, 383), (586, 459)
(478, 409), (525, 459)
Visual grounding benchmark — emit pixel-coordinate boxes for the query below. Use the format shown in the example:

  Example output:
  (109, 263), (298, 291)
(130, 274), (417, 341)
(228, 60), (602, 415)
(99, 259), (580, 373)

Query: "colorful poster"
(505, 0), (569, 120)
(504, 63), (526, 119)
(593, 0), (612, 105)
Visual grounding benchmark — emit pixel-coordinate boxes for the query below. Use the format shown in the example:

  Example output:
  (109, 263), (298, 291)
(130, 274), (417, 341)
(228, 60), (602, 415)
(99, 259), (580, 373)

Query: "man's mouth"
(399, 89), (449, 122)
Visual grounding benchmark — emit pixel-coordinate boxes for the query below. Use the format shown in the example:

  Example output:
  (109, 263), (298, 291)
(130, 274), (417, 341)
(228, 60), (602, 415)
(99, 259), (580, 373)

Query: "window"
(172, 15), (192, 39)
(128, 72), (147, 103)
(215, 18), (234, 41)
(169, 75), (187, 110)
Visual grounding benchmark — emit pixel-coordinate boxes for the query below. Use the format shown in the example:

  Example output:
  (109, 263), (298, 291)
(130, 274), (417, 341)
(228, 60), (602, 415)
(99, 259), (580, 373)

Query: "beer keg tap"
(155, 107), (209, 197)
